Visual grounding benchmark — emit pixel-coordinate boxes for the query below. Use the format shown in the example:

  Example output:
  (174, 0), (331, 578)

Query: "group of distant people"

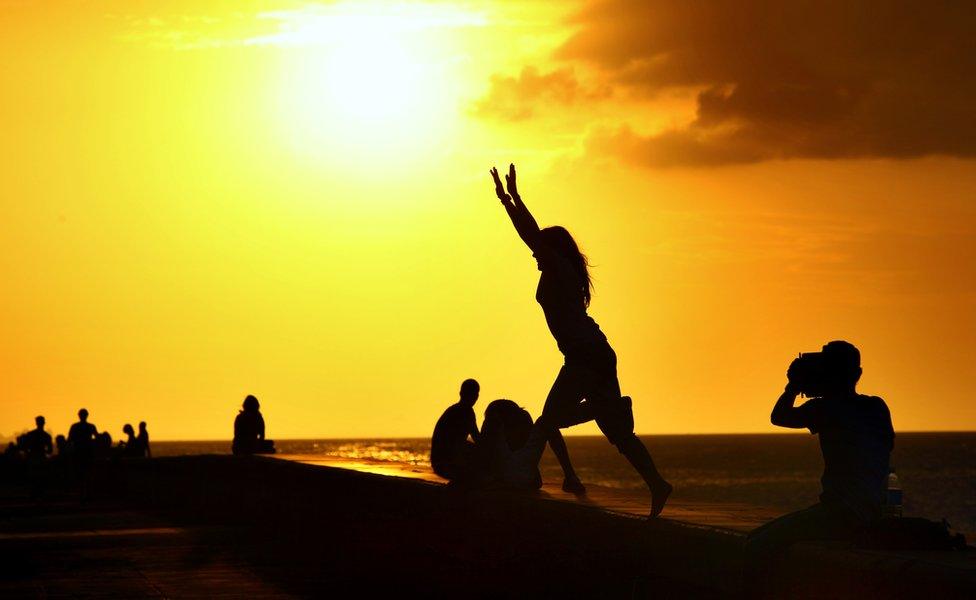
(6, 392), (279, 477)
(3, 408), (152, 500)
(431, 164), (896, 588)
(5, 409), (152, 464)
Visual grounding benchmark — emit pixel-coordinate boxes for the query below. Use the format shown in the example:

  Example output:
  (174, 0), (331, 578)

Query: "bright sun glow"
(264, 3), (484, 165)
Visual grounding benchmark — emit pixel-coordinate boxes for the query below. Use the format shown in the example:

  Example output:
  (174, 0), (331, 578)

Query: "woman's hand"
(490, 166), (511, 203)
(505, 163), (519, 200)
(491, 163), (540, 249)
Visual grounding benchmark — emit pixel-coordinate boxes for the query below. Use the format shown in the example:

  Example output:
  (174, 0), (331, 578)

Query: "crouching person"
(744, 340), (894, 593)
(480, 399), (543, 491)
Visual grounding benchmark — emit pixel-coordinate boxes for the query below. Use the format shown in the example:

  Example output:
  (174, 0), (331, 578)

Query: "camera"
(788, 351), (826, 396)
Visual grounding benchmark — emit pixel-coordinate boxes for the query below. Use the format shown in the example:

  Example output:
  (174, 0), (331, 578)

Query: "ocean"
(153, 432), (976, 535)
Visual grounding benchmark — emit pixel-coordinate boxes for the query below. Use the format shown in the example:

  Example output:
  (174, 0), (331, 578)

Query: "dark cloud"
(558, 1), (976, 166)
(473, 66), (609, 121)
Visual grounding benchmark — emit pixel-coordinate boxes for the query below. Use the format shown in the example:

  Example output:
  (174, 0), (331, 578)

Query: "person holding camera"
(744, 340), (894, 586)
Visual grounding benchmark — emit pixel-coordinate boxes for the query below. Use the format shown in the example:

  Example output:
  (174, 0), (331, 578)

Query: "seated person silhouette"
(744, 341), (894, 587)
(232, 395), (276, 455)
(137, 421), (151, 458)
(479, 399), (543, 490)
(430, 379), (480, 481)
(18, 416), (53, 462)
(95, 431), (113, 458)
(55, 435), (67, 456)
(120, 424), (140, 457)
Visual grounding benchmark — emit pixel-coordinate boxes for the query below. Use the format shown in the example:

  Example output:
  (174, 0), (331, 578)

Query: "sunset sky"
(2, 0), (974, 440)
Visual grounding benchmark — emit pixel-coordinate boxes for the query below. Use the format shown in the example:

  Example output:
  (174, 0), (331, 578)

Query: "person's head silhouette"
(821, 340), (862, 395)
(123, 423), (134, 437)
(539, 226), (593, 307)
(138, 421), (147, 432)
(459, 379), (480, 407)
(78, 408), (89, 422)
(243, 395), (260, 412)
(35, 415), (45, 430)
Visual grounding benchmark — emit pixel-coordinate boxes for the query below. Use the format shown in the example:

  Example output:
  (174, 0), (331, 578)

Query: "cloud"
(556, 0), (976, 166)
(473, 66), (610, 121)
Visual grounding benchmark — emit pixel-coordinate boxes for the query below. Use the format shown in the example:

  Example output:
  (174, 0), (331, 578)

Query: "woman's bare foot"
(562, 475), (587, 495)
(650, 481), (673, 518)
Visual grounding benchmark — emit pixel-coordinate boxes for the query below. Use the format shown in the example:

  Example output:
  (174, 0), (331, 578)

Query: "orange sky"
(2, 1), (975, 440)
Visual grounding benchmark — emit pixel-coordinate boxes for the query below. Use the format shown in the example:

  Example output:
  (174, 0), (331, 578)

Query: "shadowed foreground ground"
(1, 455), (974, 598)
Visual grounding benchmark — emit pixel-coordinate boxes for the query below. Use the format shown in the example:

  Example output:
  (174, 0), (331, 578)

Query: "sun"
(268, 3), (481, 166)
(317, 36), (425, 122)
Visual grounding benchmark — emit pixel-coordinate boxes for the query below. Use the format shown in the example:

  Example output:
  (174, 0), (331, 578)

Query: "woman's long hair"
(540, 226), (593, 307)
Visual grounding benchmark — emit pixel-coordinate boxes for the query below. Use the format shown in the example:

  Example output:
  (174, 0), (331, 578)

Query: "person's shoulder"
(444, 402), (471, 417)
(435, 403), (459, 422)
(859, 394), (890, 413)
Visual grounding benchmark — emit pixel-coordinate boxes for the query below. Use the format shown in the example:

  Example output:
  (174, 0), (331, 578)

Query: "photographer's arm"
(770, 384), (806, 429)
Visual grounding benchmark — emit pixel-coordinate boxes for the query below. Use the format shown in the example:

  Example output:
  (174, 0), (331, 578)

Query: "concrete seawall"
(112, 455), (974, 598)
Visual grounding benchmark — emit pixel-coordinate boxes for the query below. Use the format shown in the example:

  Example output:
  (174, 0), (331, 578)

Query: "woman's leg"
(497, 365), (589, 489)
(584, 369), (673, 516)
(536, 365), (589, 485)
(537, 365), (591, 428)
(547, 428), (577, 480)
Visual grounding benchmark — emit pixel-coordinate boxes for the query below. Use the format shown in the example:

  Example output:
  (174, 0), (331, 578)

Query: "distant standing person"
(68, 408), (98, 461)
(18, 416), (53, 461)
(744, 341), (894, 587)
(233, 395), (275, 455)
(430, 379), (481, 481)
(67, 408), (98, 496)
(18, 416), (53, 499)
(488, 164), (672, 515)
(137, 421), (151, 458)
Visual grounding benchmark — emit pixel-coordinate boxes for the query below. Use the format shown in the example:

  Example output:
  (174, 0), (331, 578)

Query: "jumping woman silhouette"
(489, 163), (672, 517)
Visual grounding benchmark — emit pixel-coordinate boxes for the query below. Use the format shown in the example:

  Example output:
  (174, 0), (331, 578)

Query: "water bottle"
(884, 468), (903, 518)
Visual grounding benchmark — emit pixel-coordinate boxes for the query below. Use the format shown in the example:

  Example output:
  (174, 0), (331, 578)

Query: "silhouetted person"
(67, 408), (97, 461)
(431, 379), (481, 481)
(53, 434), (69, 488)
(17, 416), (53, 500)
(55, 435), (67, 456)
(120, 424), (139, 457)
(489, 164), (671, 514)
(18, 416), (53, 461)
(95, 431), (113, 458)
(744, 341), (894, 591)
(233, 395), (275, 455)
(67, 408), (98, 498)
(137, 421), (151, 458)
(478, 399), (542, 490)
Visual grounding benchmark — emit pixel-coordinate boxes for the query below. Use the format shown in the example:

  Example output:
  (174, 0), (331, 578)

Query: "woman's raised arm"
(490, 163), (541, 250)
